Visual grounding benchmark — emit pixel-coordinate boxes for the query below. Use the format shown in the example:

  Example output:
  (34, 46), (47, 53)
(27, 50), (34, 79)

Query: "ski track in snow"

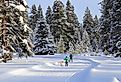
(0, 55), (121, 82)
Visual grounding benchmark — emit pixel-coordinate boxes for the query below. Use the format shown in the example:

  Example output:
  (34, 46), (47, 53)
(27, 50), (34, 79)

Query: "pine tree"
(0, 0), (33, 59)
(65, 0), (75, 52)
(93, 15), (100, 52)
(45, 6), (56, 54)
(66, 0), (82, 54)
(46, 6), (52, 25)
(66, 0), (82, 43)
(29, 4), (38, 30)
(51, 0), (65, 43)
(110, 0), (121, 56)
(99, 0), (113, 53)
(21, 0), (34, 57)
(83, 7), (94, 35)
(82, 29), (92, 52)
(83, 7), (94, 51)
(100, 0), (121, 56)
(29, 4), (38, 44)
(34, 5), (49, 55)
(51, 0), (68, 53)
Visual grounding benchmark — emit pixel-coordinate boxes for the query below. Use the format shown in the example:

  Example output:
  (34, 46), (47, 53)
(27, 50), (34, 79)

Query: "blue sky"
(27, 0), (101, 23)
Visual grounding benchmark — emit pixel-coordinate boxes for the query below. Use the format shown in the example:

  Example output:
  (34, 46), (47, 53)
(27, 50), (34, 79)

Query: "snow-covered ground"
(0, 54), (121, 82)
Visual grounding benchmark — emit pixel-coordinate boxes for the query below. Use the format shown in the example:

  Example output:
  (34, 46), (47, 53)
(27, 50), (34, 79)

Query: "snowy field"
(0, 54), (121, 82)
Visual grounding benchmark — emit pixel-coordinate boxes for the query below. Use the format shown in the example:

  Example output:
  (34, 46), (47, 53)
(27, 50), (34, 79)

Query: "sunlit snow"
(0, 54), (121, 82)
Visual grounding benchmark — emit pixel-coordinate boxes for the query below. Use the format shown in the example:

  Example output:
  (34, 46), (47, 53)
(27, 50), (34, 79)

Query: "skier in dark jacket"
(69, 54), (73, 62)
(64, 56), (69, 66)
